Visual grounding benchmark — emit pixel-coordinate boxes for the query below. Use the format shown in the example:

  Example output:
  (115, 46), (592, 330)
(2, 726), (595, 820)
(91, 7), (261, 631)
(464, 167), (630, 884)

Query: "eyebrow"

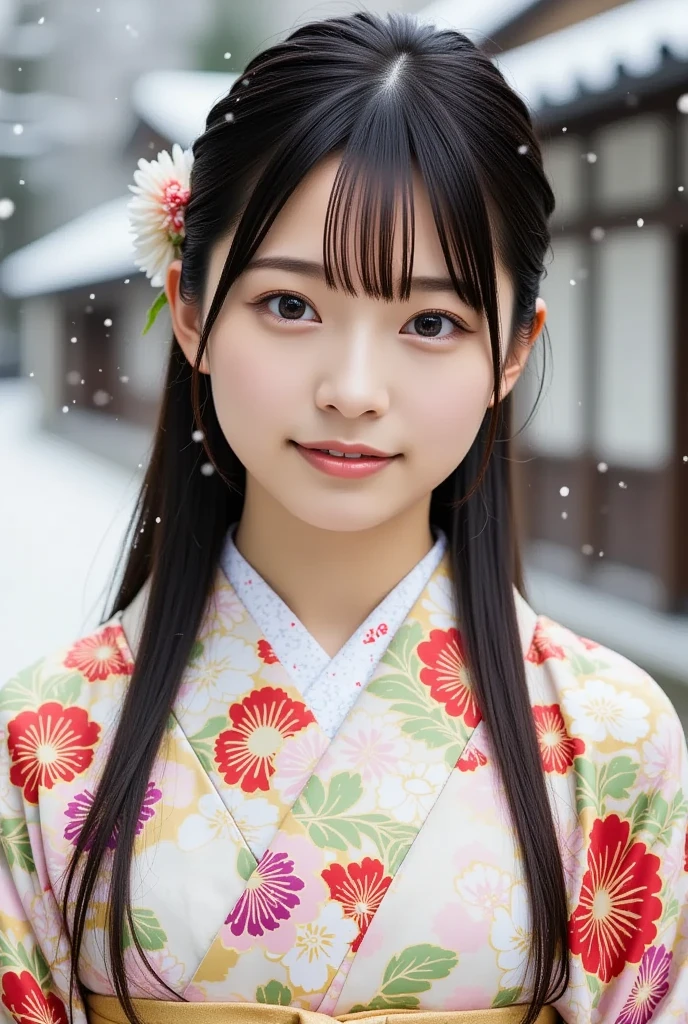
(244, 255), (462, 295)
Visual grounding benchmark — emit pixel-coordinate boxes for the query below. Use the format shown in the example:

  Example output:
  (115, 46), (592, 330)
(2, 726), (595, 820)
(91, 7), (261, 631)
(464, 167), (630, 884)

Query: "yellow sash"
(87, 993), (560, 1024)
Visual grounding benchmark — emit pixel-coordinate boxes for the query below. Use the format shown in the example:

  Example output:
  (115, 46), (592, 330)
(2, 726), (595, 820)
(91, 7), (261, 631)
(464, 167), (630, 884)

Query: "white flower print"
(200, 583), (246, 639)
(282, 901), (358, 992)
(421, 574), (455, 630)
(377, 760), (447, 823)
(337, 713), (410, 785)
(179, 636), (260, 712)
(562, 678), (650, 743)
(455, 864), (511, 914)
(641, 713), (684, 787)
(491, 882), (531, 990)
(178, 792), (240, 851)
(223, 789), (279, 860)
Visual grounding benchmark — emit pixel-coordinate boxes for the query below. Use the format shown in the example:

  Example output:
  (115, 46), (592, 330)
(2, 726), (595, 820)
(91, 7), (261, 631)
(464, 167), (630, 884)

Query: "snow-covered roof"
(132, 70), (237, 148)
(416, 0), (536, 42)
(495, 0), (688, 113)
(0, 196), (137, 299)
(4, 0), (688, 299)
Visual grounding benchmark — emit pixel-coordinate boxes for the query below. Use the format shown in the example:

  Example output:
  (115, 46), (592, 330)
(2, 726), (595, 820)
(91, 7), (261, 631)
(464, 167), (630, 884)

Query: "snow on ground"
(0, 378), (140, 681)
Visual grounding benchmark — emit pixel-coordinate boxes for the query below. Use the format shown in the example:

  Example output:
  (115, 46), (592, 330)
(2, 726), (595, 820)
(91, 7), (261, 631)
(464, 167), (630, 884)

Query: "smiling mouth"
(290, 441), (400, 478)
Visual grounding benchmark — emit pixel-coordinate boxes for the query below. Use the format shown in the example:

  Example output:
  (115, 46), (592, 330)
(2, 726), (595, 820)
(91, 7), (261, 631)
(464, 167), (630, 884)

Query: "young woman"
(1, 12), (686, 1024)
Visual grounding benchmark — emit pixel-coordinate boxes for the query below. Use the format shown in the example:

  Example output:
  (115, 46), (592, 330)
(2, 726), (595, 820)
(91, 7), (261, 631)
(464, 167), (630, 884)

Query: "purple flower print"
(615, 945), (672, 1024)
(64, 781), (162, 850)
(225, 850), (304, 938)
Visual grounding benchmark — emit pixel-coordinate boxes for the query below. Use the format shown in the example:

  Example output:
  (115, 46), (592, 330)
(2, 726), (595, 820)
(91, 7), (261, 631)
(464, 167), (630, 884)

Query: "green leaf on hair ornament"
(142, 290), (168, 335)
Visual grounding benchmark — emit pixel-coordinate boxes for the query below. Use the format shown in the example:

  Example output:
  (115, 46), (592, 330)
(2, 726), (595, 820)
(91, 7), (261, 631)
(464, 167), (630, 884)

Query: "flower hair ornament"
(127, 142), (194, 334)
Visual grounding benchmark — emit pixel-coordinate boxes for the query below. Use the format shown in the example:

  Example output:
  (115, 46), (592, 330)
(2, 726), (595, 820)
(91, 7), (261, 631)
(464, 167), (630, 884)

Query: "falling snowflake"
(0, 199), (15, 220)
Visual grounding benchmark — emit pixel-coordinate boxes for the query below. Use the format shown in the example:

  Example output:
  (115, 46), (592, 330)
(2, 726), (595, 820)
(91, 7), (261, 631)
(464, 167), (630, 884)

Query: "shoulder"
(526, 612), (687, 774)
(0, 614), (135, 726)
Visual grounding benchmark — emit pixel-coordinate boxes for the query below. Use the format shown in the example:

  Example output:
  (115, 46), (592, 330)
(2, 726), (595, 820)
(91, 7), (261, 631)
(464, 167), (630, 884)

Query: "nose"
(314, 330), (390, 419)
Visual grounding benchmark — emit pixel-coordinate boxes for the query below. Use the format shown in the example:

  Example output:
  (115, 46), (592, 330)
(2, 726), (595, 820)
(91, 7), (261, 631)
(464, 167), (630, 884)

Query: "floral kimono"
(1, 535), (688, 1024)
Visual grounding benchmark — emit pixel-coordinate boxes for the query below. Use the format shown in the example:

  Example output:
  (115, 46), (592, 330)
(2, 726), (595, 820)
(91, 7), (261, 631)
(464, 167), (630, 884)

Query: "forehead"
(254, 154), (449, 277)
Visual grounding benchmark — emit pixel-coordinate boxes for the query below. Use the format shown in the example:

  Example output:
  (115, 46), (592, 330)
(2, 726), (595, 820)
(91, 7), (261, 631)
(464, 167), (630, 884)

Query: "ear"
(487, 297), (546, 408)
(165, 259), (210, 374)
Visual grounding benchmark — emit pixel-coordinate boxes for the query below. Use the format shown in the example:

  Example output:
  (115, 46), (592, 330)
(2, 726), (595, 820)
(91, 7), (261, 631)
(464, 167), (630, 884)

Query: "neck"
(234, 481), (434, 656)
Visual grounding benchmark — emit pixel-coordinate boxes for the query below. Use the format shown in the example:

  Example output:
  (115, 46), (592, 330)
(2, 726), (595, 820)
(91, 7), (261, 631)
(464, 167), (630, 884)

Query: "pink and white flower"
(281, 901), (358, 993)
(128, 143), (194, 287)
(562, 679), (650, 744)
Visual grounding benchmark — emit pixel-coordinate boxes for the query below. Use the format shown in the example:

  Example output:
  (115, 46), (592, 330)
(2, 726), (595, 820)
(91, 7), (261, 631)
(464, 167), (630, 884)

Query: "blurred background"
(1, 0), (687, 728)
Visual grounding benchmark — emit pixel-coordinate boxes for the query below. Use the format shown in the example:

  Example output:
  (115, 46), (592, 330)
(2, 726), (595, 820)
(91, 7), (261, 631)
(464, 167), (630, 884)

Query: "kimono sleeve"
(559, 678), (688, 1023)
(0, 714), (82, 1024)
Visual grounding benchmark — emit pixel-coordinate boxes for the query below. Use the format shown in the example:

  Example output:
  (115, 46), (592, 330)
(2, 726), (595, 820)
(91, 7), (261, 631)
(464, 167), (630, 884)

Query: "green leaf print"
(189, 640), (204, 664)
(350, 944), (458, 1012)
(190, 716), (227, 742)
(0, 818), (35, 873)
(574, 755), (639, 818)
(0, 936), (51, 992)
(628, 789), (688, 846)
(401, 709), (468, 749)
(598, 756), (638, 801)
(293, 773), (416, 871)
(492, 988), (522, 1007)
(0, 662), (83, 712)
(188, 716), (227, 774)
(586, 972), (603, 1009)
(256, 981), (292, 1005)
(45, 673), (83, 706)
(123, 908), (167, 952)
(380, 621), (424, 676)
(237, 847), (256, 881)
(569, 652), (600, 678)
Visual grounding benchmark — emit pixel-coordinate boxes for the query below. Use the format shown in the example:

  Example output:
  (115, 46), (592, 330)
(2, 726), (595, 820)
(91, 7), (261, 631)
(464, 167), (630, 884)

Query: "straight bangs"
(198, 84), (503, 388)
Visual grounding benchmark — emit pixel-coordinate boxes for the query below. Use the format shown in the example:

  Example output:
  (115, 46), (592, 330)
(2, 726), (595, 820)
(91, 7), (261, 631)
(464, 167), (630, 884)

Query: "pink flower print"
(615, 945), (672, 1024)
(64, 781), (161, 849)
(337, 714), (409, 786)
(272, 725), (329, 804)
(225, 850), (304, 937)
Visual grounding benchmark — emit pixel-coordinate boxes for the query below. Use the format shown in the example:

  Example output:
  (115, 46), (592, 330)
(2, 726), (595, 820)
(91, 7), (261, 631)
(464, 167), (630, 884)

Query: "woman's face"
(169, 156), (544, 534)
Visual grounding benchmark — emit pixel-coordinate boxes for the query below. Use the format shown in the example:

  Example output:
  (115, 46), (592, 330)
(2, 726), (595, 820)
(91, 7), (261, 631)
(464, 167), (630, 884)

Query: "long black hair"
(63, 12), (566, 1024)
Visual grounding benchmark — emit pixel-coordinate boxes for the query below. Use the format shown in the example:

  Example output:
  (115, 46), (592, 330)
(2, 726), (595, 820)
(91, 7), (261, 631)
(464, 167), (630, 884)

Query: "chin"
(282, 498), (399, 534)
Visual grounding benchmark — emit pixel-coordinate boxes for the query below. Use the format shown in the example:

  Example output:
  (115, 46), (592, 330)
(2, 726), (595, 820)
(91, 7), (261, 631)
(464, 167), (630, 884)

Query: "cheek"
(408, 354), (493, 460)
(208, 325), (304, 441)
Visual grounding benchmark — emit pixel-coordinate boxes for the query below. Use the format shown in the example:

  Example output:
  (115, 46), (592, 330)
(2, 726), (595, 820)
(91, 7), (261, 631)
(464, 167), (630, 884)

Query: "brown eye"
(265, 294), (317, 321)
(402, 311), (465, 339)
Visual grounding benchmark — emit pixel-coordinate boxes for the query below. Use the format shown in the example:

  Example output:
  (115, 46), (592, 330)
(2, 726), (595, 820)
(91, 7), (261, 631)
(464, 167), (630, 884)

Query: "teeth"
(344, 453), (363, 459)
(327, 450), (345, 456)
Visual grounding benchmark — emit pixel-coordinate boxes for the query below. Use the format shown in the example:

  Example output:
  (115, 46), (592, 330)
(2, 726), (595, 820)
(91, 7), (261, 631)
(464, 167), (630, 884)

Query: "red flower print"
(2, 971), (68, 1024)
(322, 857), (392, 951)
(7, 703), (101, 805)
(257, 639), (279, 664)
(214, 687), (315, 793)
(569, 815), (663, 983)
(526, 620), (567, 665)
(684, 826), (688, 872)
(532, 704), (585, 774)
(63, 625), (133, 682)
(417, 628), (480, 726)
(457, 745), (488, 772)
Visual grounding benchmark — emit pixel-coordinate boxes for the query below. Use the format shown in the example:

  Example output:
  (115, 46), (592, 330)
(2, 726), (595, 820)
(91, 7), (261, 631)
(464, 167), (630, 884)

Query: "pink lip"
(298, 440), (395, 458)
(292, 441), (398, 479)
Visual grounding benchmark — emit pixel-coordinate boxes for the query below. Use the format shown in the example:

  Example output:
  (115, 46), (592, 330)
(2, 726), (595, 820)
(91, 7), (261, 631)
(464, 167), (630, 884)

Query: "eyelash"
(251, 291), (471, 338)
